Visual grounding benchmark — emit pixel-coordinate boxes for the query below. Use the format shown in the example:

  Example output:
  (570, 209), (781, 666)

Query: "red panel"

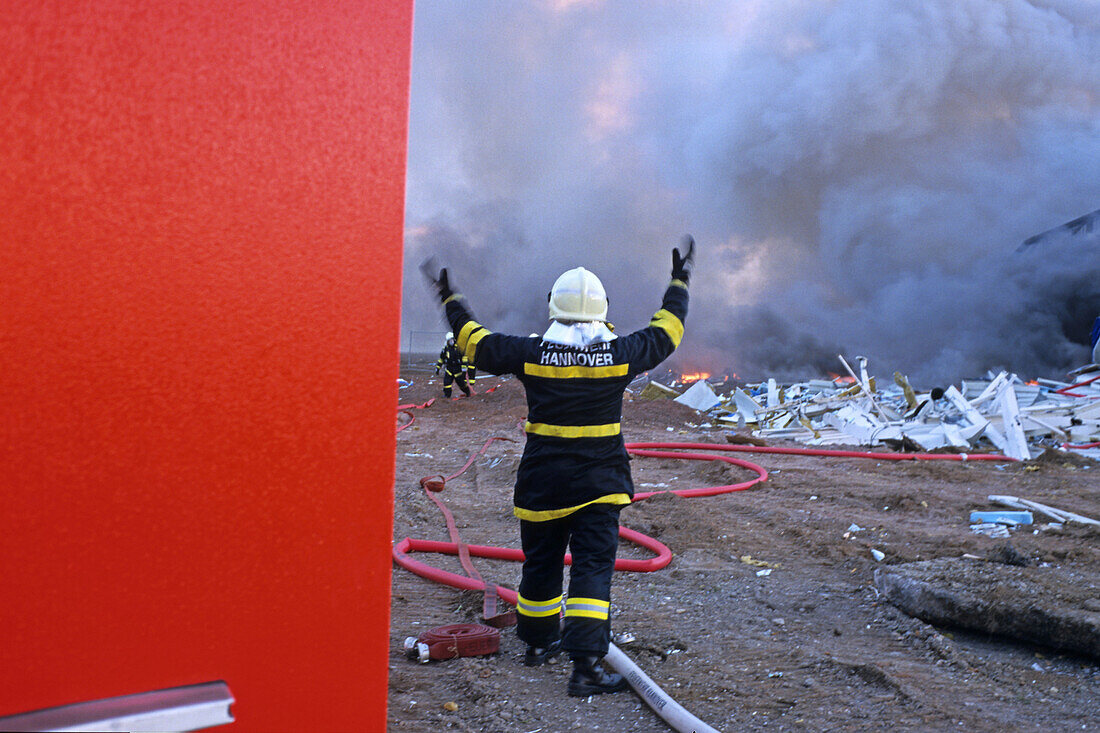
(0, 1), (411, 730)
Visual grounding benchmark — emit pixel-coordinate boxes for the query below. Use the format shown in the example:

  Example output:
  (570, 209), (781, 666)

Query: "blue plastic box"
(969, 511), (1033, 525)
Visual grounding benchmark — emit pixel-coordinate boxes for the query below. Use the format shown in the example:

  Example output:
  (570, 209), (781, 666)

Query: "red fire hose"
(396, 398), (435, 433)
(1054, 373), (1100, 398)
(393, 442), (771, 599)
(419, 436), (518, 627)
(394, 438), (1014, 603)
(403, 623), (501, 664)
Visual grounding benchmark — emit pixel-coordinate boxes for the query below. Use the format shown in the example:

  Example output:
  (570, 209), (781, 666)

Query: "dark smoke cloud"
(403, 0), (1100, 385)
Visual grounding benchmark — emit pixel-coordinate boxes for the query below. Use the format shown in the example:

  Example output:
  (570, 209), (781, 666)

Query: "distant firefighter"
(434, 332), (471, 398)
(425, 235), (694, 697)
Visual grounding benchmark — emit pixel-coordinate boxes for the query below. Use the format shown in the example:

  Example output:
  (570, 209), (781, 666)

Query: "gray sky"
(402, 0), (1100, 385)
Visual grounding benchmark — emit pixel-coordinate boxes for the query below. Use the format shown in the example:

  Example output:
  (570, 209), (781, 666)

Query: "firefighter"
(427, 236), (694, 697)
(434, 332), (471, 398)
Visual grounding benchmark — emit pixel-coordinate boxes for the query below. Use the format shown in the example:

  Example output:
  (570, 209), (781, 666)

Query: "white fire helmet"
(548, 267), (608, 322)
(446, 332), (454, 342)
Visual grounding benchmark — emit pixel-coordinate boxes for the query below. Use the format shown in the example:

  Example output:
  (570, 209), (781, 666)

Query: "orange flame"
(680, 372), (711, 384)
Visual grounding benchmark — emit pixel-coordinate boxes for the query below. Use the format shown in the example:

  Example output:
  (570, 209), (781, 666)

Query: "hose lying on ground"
(603, 643), (721, 733)
(396, 398), (435, 433)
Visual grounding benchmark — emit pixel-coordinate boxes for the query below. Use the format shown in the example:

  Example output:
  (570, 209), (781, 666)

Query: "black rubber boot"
(567, 656), (627, 696)
(524, 639), (562, 667)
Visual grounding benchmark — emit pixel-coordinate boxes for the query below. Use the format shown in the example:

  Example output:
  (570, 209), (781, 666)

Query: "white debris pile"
(671, 357), (1100, 461)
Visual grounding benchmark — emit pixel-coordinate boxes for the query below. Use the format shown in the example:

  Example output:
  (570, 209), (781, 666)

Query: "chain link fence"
(403, 330), (449, 366)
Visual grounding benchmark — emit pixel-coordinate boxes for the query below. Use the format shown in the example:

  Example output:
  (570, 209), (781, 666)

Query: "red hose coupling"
(403, 623), (501, 663)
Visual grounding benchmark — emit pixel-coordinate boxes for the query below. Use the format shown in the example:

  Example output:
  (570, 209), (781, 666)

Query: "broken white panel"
(1019, 405), (1074, 425)
(821, 404), (883, 445)
(756, 427), (815, 441)
(961, 380), (990, 399)
(1069, 423), (1100, 443)
(856, 356), (873, 394)
(732, 388), (763, 424)
(1012, 384), (1041, 407)
(869, 424), (903, 443)
(958, 421), (987, 442)
(803, 429), (860, 446)
(673, 379), (722, 412)
(1036, 378), (1071, 390)
(769, 412), (794, 429)
(940, 422), (971, 447)
(875, 401), (903, 422)
(899, 424), (951, 451)
(805, 379), (838, 392)
(943, 386), (1007, 451)
(967, 371), (1010, 408)
(766, 378), (779, 408)
(995, 379), (1032, 461)
(1019, 413), (1069, 440)
(971, 523), (1011, 538)
(1074, 400), (1100, 421)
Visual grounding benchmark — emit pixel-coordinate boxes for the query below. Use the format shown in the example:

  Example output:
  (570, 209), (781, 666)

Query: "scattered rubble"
(641, 359), (1100, 462)
(989, 494), (1100, 526)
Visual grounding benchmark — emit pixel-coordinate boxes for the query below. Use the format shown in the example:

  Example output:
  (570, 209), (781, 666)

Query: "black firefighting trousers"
(442, 369), (470, 397)
(516, 503), (620, 656)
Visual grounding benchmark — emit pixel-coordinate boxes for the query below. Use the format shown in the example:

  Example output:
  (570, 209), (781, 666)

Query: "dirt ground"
(389, 364), (1100, 732)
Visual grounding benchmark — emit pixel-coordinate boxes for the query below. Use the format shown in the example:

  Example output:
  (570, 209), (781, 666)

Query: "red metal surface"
(0, 1), (412, 730)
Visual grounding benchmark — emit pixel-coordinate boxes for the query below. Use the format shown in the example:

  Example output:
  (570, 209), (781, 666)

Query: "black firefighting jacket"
(435, 342), (468, 377)
(444, 280), (688, 521)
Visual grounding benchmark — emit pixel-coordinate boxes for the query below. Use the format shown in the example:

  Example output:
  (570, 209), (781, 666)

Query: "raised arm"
(621, 235), (695, 374)
(424, 265), (528, 376)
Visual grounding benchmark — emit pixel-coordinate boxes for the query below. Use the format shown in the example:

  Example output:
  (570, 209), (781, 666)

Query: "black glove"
(420, 257), (455, 303)
(434, 267), (454, 303)
(672, 234), (695, 284)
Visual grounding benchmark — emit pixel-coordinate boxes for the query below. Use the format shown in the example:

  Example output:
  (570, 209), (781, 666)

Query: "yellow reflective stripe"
(456, 321), (480, 350)
(520, 594), (564, 609)
(523, 362), (629, 379)
(518, 606), (561, 618)
(565, 609), (607, 619)
(443, 293), (463, 305)
(524, 421), (621, 438)
(465, 328), (490, 361)
(669, 278), (688, 290)
(513, 493), (631, 522)
(650, 308), (684, 348)
(564, 597), (611, 620)
(517, 594), (563, 617)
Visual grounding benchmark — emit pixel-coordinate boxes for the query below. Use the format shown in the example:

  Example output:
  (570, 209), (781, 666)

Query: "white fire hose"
(604, 643), (722, 733)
